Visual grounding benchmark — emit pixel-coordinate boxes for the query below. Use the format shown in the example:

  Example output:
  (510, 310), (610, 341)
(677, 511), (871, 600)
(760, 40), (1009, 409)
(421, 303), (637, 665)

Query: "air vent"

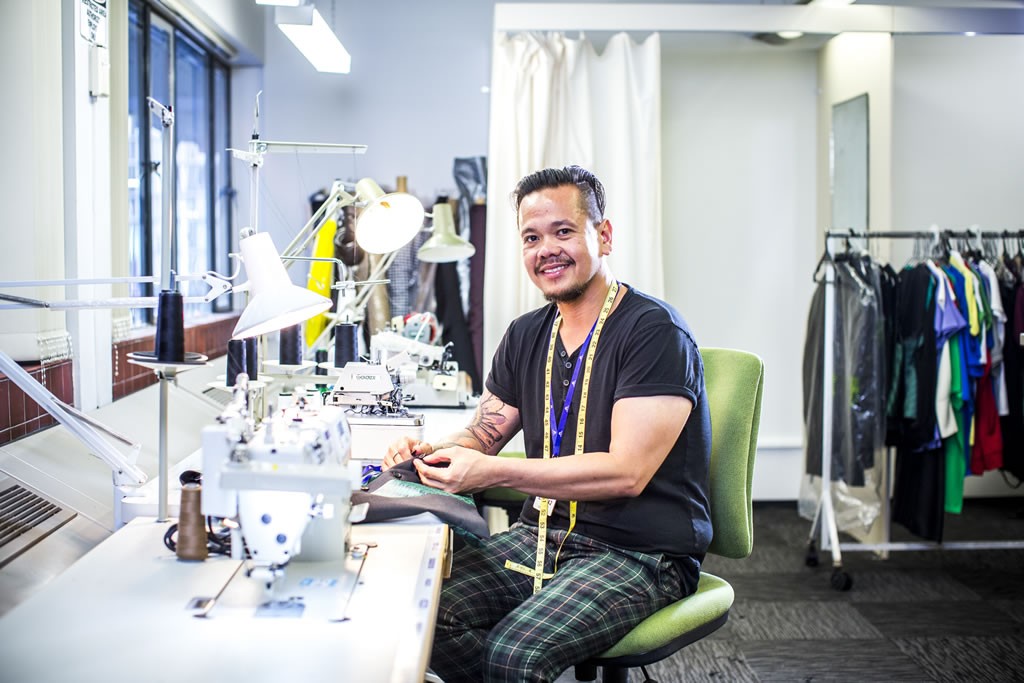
(202, 386), (234, 408)
(0, 482), (77, 569)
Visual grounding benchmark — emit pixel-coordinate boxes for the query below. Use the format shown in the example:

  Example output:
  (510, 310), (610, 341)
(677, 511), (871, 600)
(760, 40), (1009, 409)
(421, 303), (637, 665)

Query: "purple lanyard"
(549, 321), (597, 457)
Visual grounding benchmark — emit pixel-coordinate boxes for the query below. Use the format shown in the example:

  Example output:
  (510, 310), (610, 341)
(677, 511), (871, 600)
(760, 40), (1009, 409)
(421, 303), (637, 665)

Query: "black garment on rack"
(1001, 276), (1024, 480)
(803, 254), (885, 486)
(892, 445), (945, 542)
(879, 264), (900, 445)
(435, 261), (481, 394)
(888, 264), (946, 542)
(886, 264), (939, 451)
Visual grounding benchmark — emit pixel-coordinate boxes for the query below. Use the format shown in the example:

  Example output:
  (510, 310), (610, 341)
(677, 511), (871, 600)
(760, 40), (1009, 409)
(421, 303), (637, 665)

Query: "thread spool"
(315, 348), (328, 389)
(279, 325), (303, 366)
(226, 339), (246, 386)
(176, 483), (208, 561)
(154, 289), (185, 363)
(244, 336), (259, 381)
(334, 322), (359, 367)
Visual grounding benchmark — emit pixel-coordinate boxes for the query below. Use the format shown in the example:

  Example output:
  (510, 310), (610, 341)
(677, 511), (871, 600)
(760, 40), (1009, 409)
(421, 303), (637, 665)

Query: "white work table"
(0, 516), (448, 683)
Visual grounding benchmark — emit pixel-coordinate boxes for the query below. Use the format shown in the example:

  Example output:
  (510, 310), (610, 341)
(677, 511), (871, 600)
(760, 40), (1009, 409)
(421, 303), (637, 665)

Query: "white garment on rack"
(978, 259), (1010, 416)
(936, 339), (957, 439)
(925, 261), (960, 439)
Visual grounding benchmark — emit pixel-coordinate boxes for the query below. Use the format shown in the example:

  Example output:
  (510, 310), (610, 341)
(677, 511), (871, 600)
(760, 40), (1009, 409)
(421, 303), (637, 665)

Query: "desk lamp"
(232, 229), (333, 340)
(417, 202), (476, 263)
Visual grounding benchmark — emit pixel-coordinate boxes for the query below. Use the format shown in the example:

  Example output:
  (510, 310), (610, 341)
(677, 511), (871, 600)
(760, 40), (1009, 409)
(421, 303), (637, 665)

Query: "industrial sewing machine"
(201, 378), (357, 593)
(325, 359), (425, 478)
(370, 330), (471, 408)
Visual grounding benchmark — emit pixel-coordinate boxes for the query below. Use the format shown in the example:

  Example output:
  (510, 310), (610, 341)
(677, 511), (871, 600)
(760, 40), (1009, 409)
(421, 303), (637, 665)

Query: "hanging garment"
(892, 445), (946, 543)
(434, 261), (481, 393)
(1000, 277), (1024, 480)
(886, 263), (939, 452)
(804, 254), (886, 486)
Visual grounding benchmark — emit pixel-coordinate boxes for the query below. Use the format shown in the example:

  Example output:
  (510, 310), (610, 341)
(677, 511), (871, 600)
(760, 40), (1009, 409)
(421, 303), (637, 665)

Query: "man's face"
(518, 184), (610, 303)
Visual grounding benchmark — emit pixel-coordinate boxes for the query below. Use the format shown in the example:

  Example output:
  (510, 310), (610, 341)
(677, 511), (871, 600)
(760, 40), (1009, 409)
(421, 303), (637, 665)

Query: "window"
(127, 1), (232, 325)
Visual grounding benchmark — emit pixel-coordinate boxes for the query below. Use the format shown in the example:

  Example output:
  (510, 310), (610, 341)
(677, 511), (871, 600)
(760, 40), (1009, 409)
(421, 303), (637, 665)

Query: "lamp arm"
(0, 269), (236, 311)
(280, 183), (357, 268)
(0, 350), (146, 487)
(352, 251), (398, 309)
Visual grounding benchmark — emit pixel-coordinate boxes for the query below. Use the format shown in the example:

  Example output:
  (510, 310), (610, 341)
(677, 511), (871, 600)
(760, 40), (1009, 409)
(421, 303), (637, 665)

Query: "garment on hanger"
(809, 232), (1024, 543)
(999, 269), (1024, 480)
(804, 253), (886, 487)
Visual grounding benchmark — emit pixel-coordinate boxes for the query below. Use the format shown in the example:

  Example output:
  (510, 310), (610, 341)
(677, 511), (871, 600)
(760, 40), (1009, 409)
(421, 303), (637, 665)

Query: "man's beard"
(544, 278), (589, 303)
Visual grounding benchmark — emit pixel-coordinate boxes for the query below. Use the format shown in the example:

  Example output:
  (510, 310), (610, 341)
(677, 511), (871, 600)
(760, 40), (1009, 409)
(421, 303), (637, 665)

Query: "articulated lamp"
(232, 230), (333, 340)
(352, 178), (426, 254)
(233, 177), (426, 345)
(417, 202), (476, 263)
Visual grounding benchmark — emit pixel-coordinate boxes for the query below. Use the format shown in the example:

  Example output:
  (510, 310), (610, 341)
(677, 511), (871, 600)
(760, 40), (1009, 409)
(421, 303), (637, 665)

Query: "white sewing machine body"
(370, 330), (471, 408)
(201, 385), (354, 588)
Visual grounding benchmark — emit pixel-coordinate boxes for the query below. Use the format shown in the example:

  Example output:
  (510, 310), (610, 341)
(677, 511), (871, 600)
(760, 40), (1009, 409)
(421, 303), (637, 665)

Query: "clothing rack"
(809, 228), (1024, 591)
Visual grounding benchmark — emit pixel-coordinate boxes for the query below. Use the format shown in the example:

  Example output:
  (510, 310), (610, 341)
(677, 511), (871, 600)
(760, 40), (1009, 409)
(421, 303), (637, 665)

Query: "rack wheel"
(805, 540), (819, 567)
(830, 568), (853, 591)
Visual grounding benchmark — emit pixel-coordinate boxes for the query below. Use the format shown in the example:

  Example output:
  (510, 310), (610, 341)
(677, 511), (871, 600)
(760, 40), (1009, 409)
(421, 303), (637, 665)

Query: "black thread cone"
(226, 339), (246, 386)
(279, 325), (303, 365)
(334, 322), (359, 367)
(154, 290), (185, 362)
(244, 337), (259, 381)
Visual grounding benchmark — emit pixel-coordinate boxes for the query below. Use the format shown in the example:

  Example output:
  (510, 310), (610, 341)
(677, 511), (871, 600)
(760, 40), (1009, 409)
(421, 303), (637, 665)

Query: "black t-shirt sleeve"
(614, 319), (703, 406)
(485, 318), (521, 409)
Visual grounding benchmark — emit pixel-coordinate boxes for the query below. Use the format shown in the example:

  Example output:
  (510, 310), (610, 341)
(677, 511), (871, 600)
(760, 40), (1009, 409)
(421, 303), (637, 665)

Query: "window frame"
(128, 0), (233, 325)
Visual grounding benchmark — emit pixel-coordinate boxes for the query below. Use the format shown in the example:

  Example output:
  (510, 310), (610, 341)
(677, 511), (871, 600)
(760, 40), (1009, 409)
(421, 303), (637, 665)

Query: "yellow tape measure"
(504, 281), (619, 593)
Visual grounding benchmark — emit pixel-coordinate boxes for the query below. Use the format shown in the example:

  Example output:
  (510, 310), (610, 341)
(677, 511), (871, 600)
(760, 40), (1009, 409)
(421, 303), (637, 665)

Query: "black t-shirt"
(486, 285), (712, 558)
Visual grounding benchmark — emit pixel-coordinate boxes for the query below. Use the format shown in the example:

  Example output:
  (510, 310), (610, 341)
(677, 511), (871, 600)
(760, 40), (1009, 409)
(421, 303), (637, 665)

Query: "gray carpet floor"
(560, 497), (1024, 683)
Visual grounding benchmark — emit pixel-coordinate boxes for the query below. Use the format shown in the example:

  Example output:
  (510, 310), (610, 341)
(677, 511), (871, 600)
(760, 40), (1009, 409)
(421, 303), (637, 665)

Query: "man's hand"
(412, 445), (491, 494)
(383, 436), (434, 469)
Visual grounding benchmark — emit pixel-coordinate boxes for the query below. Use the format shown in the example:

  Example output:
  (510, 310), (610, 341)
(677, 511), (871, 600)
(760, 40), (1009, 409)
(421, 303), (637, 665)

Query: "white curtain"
(484, 31), (663, 367)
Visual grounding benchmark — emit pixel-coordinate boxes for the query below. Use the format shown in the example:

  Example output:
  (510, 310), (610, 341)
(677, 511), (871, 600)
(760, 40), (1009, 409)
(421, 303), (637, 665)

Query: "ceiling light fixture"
(275, 5), (351, 74)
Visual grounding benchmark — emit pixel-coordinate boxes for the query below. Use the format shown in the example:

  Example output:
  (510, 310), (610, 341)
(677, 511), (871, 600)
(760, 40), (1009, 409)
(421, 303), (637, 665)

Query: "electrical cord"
(162, 517), (237, 557)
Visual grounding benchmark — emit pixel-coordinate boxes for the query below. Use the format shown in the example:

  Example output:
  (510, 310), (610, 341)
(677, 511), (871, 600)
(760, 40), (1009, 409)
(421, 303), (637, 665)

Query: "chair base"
(574, 611), (729, 681)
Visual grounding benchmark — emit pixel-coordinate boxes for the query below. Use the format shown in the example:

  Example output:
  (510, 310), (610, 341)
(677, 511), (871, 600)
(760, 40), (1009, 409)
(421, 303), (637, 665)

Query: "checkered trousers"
(430, 522), (692, 683)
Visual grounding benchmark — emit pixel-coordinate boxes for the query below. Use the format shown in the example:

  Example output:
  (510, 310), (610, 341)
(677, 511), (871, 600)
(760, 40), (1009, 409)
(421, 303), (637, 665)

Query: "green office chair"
(575, 347), (764, 683)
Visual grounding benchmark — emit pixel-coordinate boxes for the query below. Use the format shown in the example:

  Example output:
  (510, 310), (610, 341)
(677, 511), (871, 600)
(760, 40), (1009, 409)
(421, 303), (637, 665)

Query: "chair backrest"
(700, 348), (764, 560)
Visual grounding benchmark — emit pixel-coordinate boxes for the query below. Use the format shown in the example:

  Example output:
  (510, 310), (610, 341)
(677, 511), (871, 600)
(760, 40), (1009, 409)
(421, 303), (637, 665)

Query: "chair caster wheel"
(805, 540), (819, 567)
(830, 568), (853, 591)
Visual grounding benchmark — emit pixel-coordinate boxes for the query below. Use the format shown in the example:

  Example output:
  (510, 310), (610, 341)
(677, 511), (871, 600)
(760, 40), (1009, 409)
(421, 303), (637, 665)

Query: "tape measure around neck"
(504, 280), (620, 594)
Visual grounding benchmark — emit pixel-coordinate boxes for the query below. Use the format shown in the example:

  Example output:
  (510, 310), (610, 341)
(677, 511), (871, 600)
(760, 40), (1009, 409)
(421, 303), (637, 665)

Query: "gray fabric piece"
(352, 460), (490, 539)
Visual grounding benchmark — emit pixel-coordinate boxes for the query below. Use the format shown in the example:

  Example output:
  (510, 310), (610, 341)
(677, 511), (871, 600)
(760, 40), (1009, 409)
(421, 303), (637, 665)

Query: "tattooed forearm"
(431, 393), (514, 455)
(464, 393), (509, 452)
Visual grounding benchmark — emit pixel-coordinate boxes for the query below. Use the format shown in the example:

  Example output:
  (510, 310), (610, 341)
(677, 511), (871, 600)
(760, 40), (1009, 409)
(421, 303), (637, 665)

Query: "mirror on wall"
(830, 93), (869, 232)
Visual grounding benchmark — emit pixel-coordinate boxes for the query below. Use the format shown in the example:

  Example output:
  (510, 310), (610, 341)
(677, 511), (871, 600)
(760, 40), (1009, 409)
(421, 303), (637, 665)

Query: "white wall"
(0, 0), (69, 362)
(662, 37), (819, 499)
(891, 34), (1024, 239)
(254, 0), (493, 262)
(817, 32), (894, 257)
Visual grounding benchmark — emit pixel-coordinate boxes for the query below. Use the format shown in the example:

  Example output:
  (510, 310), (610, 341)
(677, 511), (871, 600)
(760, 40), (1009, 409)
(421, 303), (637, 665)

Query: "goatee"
(545, 281), (588, 303)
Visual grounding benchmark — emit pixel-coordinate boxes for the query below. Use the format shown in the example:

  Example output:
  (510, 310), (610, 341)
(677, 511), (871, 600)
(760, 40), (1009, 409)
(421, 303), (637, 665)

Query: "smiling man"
(384, 165), (712, 683)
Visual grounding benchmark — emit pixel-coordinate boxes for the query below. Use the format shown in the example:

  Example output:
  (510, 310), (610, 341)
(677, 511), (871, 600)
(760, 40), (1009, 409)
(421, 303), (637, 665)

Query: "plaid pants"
(431, 522), (693, 683)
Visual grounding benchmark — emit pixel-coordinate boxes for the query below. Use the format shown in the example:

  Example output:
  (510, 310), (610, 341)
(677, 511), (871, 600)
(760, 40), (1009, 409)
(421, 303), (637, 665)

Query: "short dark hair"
(511, 165), (606, 224)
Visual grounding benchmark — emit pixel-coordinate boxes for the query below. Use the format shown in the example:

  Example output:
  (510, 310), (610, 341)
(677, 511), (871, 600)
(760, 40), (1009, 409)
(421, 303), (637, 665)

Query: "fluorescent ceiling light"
(276, 6), (351, 74)
(776, 31), (804, 40)
(256, 0), (302, 6)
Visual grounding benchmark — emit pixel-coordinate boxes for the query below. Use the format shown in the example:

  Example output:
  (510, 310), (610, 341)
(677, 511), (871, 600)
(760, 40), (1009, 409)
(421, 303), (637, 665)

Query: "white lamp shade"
(353, 178), (425, 254)
(417, 203), (476, 263)
(233, 231), (332, 340)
